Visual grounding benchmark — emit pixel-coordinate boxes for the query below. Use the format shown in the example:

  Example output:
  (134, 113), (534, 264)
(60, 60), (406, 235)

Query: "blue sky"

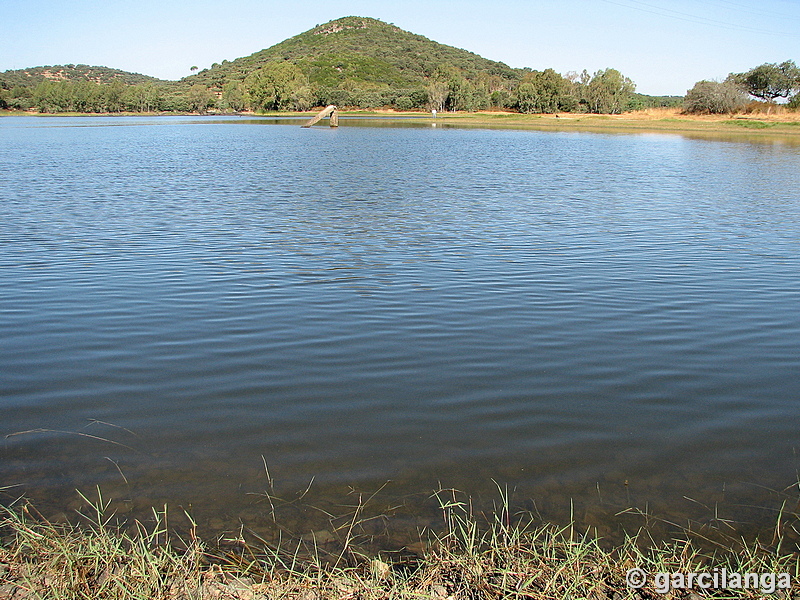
(2, 0), (799, 96)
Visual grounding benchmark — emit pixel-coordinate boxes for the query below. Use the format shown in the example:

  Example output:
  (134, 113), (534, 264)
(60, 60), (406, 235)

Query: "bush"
(315, 88), (354, 107)
(490, 89), (513, 109)
(355, 91), (383, 109)
(683, 80), (747, 114)
(394, 95), (414, 110)
(409, 88), (428, 108)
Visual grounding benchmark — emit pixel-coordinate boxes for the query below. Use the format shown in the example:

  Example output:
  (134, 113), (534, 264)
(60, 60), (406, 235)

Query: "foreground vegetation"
(2, 486), (800, 600)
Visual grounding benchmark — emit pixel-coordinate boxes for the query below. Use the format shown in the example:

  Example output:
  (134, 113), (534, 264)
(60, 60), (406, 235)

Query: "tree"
(733, 60), (800, 102)
(105, 80), (126, 112)
(585, 68), (635, 114)
(450, 79), (489, 112)
(290, 85), (314, 111)
(33, 81), (73, 113)
(245, 62), (308, 111)
(490, 89), (513, 109)
(124, 83), (161, 112)
(220, 81), (246, 112)
(409, 88), (428, 108)
(426, 81), (448, 111)
(187, 84), (213, 113)
(516, 69), (571, 113)
(72, 81), (103, 112)
(9, 86), (34, 111)
(563, 70), (591, 111)
(683, 80), (747, 114)
(516, 82), (537, 113)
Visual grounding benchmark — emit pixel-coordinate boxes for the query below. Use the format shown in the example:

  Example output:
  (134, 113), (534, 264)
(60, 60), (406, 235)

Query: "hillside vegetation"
(0, 64), (163, 87)
(183, 16), (661, 113)
(192, 16), (518, 87)
(4, 16), (794, 116)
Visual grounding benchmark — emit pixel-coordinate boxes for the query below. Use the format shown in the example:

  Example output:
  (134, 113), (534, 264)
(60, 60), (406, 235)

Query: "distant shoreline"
(342, 107), (800, 136)
(3, 107), (800, 141)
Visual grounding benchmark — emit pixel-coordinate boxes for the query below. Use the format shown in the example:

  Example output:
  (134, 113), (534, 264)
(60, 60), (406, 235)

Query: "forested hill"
(186, 16), (519, 90)
(0, 16), (686, 114)
(0, 64), (164, 87)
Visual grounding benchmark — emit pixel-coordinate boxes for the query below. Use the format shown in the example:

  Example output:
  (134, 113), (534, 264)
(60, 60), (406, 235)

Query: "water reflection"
(1, 117), (800, 547)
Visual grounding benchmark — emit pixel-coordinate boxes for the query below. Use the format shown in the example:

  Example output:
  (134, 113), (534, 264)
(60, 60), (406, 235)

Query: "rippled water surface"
(2, 116), (800, 542)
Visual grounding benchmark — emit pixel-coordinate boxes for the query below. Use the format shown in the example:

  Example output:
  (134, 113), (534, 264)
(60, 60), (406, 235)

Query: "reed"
(2, 485), (799, 599)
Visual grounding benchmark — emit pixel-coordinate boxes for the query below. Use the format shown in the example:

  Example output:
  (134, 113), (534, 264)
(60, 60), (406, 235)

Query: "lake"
(2, 115), (800, 548)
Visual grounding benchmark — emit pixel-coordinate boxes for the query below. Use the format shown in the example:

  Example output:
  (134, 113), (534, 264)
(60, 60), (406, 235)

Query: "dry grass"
(605, 106), (800, 123)
(2, 485), (800, 600)
(340, 106), (800, 137)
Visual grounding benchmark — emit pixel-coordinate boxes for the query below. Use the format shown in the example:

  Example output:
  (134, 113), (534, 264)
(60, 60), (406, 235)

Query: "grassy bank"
(334, 107), (800, 141)
(2, 489), (799, 600)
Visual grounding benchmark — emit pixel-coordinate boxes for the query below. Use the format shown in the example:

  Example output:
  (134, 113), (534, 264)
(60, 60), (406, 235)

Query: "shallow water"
(2, 115), (800, 544)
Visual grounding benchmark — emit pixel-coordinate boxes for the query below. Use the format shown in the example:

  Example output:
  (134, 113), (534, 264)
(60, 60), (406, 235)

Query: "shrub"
(394, 95), (414, 110)
(683, 80), (747, 114)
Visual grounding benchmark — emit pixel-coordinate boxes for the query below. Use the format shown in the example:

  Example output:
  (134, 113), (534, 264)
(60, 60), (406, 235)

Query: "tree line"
(0, 80), (215, 113)
(4, 59), (797, 115)
(235, 62), (673, 114)
(0, 62), (668, 115)
(684, 60), (800, 114)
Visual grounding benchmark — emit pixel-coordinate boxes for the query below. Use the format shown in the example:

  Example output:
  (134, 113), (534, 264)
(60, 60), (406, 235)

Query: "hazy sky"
(3, 0), (799, 96)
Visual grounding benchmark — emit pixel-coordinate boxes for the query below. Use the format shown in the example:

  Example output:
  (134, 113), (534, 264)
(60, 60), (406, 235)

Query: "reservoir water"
(2, 115), (800, 546)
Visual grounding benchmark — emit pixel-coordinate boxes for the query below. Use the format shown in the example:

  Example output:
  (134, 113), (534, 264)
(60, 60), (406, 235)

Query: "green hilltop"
(187, 16), (519, 89)
(180, 15), (532, 112)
